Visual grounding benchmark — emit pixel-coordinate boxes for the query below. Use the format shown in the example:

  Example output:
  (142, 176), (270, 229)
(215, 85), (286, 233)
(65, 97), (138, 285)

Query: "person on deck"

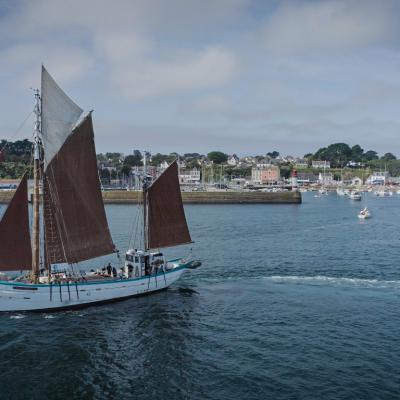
(106, 263), (112, 276)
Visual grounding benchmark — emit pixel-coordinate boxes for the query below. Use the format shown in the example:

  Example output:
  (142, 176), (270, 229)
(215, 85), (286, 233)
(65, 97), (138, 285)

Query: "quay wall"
(102, 190), (302, 204)
(0, 190), (302, 204)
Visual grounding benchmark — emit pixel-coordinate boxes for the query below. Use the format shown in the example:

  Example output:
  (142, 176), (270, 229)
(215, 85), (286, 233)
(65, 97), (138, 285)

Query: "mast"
(32, 88), (41, 283)
(142, 150), (148, 250)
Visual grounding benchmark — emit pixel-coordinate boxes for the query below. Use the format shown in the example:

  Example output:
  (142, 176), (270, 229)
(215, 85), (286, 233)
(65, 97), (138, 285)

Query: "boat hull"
(0, 264), (187, 312)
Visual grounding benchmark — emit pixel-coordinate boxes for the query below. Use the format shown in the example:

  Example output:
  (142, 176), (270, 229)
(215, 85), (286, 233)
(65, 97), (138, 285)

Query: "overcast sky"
(1, 0), (400, 157)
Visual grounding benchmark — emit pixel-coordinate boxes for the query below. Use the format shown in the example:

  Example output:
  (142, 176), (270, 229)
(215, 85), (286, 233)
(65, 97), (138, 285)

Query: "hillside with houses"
(1, 139), (400, 189)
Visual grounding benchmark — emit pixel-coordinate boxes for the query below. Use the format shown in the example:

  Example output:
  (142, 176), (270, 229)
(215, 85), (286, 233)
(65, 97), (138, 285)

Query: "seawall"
(102, 190), (302, 204)
(0, 190), (302, 204)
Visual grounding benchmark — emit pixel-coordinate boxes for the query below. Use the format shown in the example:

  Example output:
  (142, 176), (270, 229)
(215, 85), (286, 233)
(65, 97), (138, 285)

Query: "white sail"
(41, 66), (83, 167)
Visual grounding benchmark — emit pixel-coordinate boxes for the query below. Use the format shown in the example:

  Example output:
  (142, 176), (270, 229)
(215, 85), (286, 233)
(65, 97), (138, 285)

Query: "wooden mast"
(31, 89), (41, 283)
(142, 150), (148, 250)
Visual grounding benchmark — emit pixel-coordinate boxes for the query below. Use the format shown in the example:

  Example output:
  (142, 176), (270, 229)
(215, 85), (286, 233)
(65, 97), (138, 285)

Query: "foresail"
(44, 114), (116, 264)
(0, 173), (32, 270)
(41, 66), (83, 168)
(147, 160), (192, 249)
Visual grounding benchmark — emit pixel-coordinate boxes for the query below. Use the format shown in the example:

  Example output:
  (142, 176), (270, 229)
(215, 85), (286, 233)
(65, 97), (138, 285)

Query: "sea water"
(0, 192), (399, 399)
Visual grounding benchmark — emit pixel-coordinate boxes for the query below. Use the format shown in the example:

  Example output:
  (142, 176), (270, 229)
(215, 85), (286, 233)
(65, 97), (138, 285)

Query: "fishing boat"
(0, 67), (199, 312)
(336, 187), (345, 196)
(349, 191), (362, 201)
(358, 207), (371, 219)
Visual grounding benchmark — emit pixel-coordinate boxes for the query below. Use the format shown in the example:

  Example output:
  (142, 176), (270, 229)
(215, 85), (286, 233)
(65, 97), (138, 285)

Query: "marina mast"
(31, 89), (41, 283)
(142, 150), (148, 250)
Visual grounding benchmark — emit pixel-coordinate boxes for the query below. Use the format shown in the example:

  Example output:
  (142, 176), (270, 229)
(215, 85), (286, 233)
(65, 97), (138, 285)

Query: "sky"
(1, 0), (400, 157)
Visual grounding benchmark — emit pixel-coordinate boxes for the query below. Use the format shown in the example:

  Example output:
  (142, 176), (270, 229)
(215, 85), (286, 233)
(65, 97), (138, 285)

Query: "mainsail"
(146, 160), (192, 249)
(41, 68), (115, 264)
(0, 173), (32, 270)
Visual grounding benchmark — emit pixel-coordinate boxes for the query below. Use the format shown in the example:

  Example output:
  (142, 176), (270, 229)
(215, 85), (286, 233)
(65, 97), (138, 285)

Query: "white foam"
(9, 314), (26, 319)
(265, 275), (400, 289)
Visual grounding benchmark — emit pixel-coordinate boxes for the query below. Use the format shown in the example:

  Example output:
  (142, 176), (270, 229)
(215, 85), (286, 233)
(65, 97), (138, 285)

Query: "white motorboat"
(375, 189), (393, 197)
(358, 207), (371, 219)
(349, 191), (362, 201)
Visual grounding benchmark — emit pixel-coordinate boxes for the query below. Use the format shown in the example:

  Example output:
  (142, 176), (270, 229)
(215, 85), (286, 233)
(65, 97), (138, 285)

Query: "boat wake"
(265, 275), (400, 289)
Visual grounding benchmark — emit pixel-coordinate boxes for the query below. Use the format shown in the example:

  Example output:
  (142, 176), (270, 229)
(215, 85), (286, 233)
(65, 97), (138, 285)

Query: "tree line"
(306, 143), (396, 168)
(1, 139), (400, 179)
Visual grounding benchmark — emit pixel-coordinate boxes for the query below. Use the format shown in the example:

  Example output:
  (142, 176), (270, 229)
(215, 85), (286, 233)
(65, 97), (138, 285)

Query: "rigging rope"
(0, 110), (33, 154)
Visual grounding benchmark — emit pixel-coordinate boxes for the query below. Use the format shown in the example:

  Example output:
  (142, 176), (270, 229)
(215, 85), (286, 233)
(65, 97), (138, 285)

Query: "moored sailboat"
(0, 67), (199, 312)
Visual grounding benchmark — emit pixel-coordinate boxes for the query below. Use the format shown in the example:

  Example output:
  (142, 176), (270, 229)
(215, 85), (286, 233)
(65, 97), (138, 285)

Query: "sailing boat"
(0, 67), (199, 312)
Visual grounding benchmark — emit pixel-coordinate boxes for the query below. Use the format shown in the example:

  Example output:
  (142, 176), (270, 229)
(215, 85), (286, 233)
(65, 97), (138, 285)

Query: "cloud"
(190, 95), (230, 113)
(261, 0), (398, 55)
(0, 43), (94, 89)
(1, 0), (400, 156)
(0, 0), (240, 100)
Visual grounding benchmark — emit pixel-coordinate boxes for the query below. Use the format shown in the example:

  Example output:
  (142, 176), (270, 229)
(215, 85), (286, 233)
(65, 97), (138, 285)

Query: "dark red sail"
(43, 114), (116, 264)
(0, 173), (32, 270)
(146, 160), (192, 249)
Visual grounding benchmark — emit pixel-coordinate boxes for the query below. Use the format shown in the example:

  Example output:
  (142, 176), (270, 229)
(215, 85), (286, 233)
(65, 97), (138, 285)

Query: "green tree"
(120, 164), (132, 176)
(125, 150), (143, 166)
(314, 143), (352, 167)
(381, 152), (396, 161)
(267, 151), (279, 159)
(207, 151), (228, 164)
(364, 150), (379, 161)
(149, 153), (176, 166)
(351, 144), (364, 162)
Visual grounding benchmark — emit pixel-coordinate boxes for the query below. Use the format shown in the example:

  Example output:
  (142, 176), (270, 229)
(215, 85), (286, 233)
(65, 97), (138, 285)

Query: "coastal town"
(0, 140), (399, 193)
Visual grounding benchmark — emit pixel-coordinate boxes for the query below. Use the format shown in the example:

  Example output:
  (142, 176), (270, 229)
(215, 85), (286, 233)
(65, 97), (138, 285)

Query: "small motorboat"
(349, 191), (362, 201)
(358, 207), (371, 219)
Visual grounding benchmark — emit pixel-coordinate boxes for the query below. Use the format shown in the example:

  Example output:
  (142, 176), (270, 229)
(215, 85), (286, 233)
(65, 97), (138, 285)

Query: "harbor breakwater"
(0, 190), (302, 204)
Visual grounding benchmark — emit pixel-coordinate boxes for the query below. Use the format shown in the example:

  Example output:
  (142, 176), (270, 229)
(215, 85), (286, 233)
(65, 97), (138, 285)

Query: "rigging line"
(128, 195), (141, 249)
(45, 170), (70, 265)
(131, 201), (142, 249)
(0, 110), (34, 154)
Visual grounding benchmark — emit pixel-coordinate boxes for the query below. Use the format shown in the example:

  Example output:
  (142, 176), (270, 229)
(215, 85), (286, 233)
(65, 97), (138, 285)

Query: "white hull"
(0, 264), (187, 312)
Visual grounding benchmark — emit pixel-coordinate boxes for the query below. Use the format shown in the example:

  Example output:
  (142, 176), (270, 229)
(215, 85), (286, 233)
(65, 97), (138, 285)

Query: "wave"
(264, 275), (400, 289)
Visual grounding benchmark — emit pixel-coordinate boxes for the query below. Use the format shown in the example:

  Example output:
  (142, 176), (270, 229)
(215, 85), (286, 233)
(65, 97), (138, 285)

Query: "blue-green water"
(1, 192), (400, 399)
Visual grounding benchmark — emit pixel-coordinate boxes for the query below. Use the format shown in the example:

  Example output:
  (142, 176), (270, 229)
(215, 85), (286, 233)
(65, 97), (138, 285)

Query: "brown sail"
(43, 114), (116, 264)
(0, 173), (32, 270)
(146, 160), (192, 249)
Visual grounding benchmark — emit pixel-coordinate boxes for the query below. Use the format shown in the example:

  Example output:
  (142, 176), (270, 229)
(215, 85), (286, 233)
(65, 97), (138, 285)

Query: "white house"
(159, 160), (169, 170)
(312, 160), (331, 169)
(351, 177), (363, 186)
(179, 168), (201, 184)
(318, 172), (334, 185)
(366, 171), (389, 185)
(227, 154), (240, 166)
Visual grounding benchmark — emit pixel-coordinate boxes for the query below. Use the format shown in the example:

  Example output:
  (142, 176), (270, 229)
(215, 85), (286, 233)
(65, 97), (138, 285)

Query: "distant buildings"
(251, 164), (280, 184)
(351, 177), (363, 186)
(294, 158), (308, 168)
(366, 171), (389, 185)
(312, 160), (330, 169)
(318, 172), (334, 185)
(297, 172), (318, 185)
(347, 161), (364, 168)
(227, 154), (240, 166)
(179, 168), (201, 184)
